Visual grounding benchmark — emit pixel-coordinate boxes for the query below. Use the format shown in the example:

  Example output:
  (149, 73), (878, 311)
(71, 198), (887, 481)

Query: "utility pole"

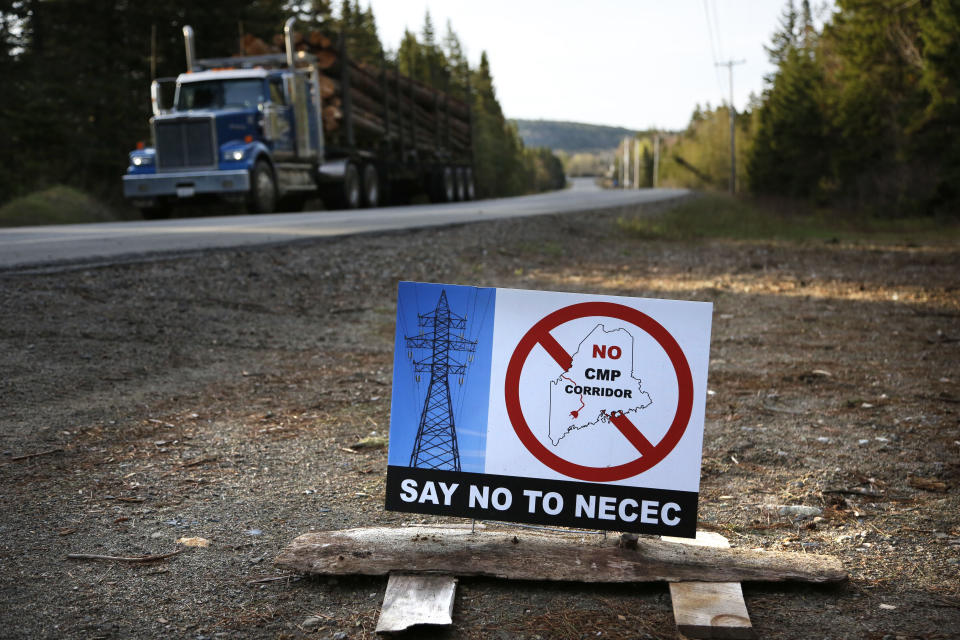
(406, 290), (476, 471)
(716, 59), (745, 194)
(621, 137), (629, 189)
(652, 133), (660, 188)
(634, 138), (641, 189)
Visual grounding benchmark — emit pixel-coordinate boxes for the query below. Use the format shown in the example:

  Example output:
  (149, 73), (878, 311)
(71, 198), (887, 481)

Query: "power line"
(711, 0), (726, 64)
(702, 0), (725, 99)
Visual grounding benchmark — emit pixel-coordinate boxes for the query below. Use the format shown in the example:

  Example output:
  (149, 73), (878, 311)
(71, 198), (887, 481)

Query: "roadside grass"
(619, 192), (960, 246)
(0, 185), (124, 227)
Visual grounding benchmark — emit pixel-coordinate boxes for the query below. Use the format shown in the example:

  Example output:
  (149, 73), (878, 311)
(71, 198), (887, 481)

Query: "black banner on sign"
(385, 466), (698, 538)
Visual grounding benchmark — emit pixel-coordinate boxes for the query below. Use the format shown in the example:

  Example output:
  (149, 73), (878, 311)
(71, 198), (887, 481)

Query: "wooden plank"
(274, 526), (846, 584)
(375, 573), (457, 634)
(664, 532), (754, 640)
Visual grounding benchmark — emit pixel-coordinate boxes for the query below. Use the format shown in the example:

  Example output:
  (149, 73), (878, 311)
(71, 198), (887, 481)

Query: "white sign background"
(484, 288), (713, 493)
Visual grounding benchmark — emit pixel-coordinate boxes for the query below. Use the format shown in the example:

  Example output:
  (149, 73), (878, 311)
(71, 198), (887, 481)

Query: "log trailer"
(123, 19), (475, 217)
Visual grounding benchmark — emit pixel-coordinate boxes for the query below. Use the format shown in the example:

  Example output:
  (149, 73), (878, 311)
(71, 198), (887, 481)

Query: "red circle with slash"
(504, 302), (694, 482)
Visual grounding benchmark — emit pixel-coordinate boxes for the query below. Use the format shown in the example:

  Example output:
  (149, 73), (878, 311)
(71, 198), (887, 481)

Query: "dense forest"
(629, 0), (959, 216)
(0, 0), (564, 211)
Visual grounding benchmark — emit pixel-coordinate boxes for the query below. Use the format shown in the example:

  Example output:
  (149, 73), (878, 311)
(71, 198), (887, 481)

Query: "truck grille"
(155, 118), (215, 170)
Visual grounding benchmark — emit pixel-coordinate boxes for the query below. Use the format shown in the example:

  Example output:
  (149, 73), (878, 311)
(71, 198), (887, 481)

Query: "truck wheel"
(443, 166), (456, 202)
(343, 162), (361, 209)
(465, 168), (476, 200)
(455, 167), (466, 201)
(362, 164), (380, 208)
(247, 159), (277, 213)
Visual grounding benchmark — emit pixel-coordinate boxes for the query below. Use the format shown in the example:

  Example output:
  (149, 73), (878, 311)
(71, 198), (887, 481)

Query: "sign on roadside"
(385, 282), (712, 537)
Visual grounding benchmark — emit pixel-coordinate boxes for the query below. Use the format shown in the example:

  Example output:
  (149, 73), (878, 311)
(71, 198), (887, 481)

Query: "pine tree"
(442, 20), (469, 101)
(749, 47), (826, 196)
(822, 0), (929, 210)
(914, 0), (960, 210)
(420, 11), (446, 89)
(765, 0), (798, 70)
(748, 0), (826, 197)
(396, 28), (425, 83)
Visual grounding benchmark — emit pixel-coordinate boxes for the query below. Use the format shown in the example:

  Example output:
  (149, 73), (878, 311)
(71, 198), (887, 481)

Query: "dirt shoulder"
(1, 200), (958, 639)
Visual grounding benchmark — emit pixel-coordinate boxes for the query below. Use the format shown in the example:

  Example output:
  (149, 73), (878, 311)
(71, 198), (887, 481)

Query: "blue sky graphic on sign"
(388, 282), (496, 473)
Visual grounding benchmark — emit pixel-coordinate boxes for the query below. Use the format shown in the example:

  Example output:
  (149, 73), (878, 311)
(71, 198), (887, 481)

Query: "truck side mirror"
(151, 78), (177, 116)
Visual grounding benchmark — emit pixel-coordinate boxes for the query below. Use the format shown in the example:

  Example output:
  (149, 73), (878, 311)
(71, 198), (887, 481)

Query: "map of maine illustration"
(547, 324), (653, 445)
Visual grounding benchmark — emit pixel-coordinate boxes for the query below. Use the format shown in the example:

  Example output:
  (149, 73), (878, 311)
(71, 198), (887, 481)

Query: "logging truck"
(122, 19), (475, 217)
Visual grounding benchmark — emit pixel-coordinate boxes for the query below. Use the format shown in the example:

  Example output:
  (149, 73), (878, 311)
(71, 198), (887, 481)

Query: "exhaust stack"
(183, 26), (196, 72)
(284, 17), (297, 68)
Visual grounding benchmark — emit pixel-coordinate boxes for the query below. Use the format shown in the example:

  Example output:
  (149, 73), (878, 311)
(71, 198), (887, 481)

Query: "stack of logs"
(239, 31), (471, 153)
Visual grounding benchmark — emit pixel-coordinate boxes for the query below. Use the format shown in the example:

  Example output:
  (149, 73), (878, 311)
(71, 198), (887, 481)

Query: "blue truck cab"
(123, 22), (328, 217)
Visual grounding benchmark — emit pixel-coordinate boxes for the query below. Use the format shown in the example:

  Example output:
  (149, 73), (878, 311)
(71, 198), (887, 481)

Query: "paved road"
(0, 178), (687, 269)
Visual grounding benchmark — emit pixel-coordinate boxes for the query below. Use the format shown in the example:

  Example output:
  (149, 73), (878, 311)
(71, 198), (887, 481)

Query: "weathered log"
(242, 34), (274, 56)
(317, 74), (336, 100)
(315, 49), (337, 70)
(352, 112), (385, 137)
(348, 86), (385, 120)
(367, 65), (470, 120)
(275, 526), (847, 584)
(308, 30), (331, 50)
(322, 104), (342, 132)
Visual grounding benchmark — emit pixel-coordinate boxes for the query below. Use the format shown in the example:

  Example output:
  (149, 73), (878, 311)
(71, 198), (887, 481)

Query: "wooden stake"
(664, 531), (754, 639)
(375, 574), (457, 633)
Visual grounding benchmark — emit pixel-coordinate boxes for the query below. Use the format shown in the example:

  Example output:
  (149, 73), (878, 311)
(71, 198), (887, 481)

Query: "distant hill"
(513, 119), (636, 153)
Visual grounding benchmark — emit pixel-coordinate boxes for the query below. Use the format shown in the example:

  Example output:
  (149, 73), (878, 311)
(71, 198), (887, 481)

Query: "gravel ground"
(1, 199), (958, 639)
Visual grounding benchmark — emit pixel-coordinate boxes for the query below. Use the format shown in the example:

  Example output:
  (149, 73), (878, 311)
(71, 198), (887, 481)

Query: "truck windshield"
(175, 79), (265, 111)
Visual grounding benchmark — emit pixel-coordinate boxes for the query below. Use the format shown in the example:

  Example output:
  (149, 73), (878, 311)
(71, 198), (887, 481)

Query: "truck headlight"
(223, 149), (245, 162)
(132, 155), (153, 167)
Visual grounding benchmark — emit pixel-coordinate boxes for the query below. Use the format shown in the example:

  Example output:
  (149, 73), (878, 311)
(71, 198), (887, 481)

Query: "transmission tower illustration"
(406, 290), (477, 471)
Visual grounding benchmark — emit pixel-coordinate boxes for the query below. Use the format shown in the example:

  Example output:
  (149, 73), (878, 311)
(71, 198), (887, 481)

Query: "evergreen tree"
(914, 0), (960, 209)
(823, 0), (928, 210)
(289, 0), (334, 26)
(749, 49), (825, 196)
(396, 28), (426, 83)
(420, 11), (447, 88)
(471, 51), (527, 197)
(442, 20), (469, 100)
(748, 0), (826, 197)
(765, 0), (798, 70)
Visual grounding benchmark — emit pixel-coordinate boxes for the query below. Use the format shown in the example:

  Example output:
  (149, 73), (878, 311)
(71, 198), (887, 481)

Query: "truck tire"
(247, 159), (277, 213)
(443, 166), (456, 202)
(465, 168), (476, 200)
(455, 167), (466, 201)
(362, 164), (380, 208)
(343, 162), (361, 209)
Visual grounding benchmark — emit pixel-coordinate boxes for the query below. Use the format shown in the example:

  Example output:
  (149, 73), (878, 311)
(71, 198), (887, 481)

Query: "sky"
(363, 0), (830, 131)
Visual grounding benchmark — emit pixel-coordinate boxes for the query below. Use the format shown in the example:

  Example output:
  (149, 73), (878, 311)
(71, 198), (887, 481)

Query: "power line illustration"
(406, 290), (477, 471)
